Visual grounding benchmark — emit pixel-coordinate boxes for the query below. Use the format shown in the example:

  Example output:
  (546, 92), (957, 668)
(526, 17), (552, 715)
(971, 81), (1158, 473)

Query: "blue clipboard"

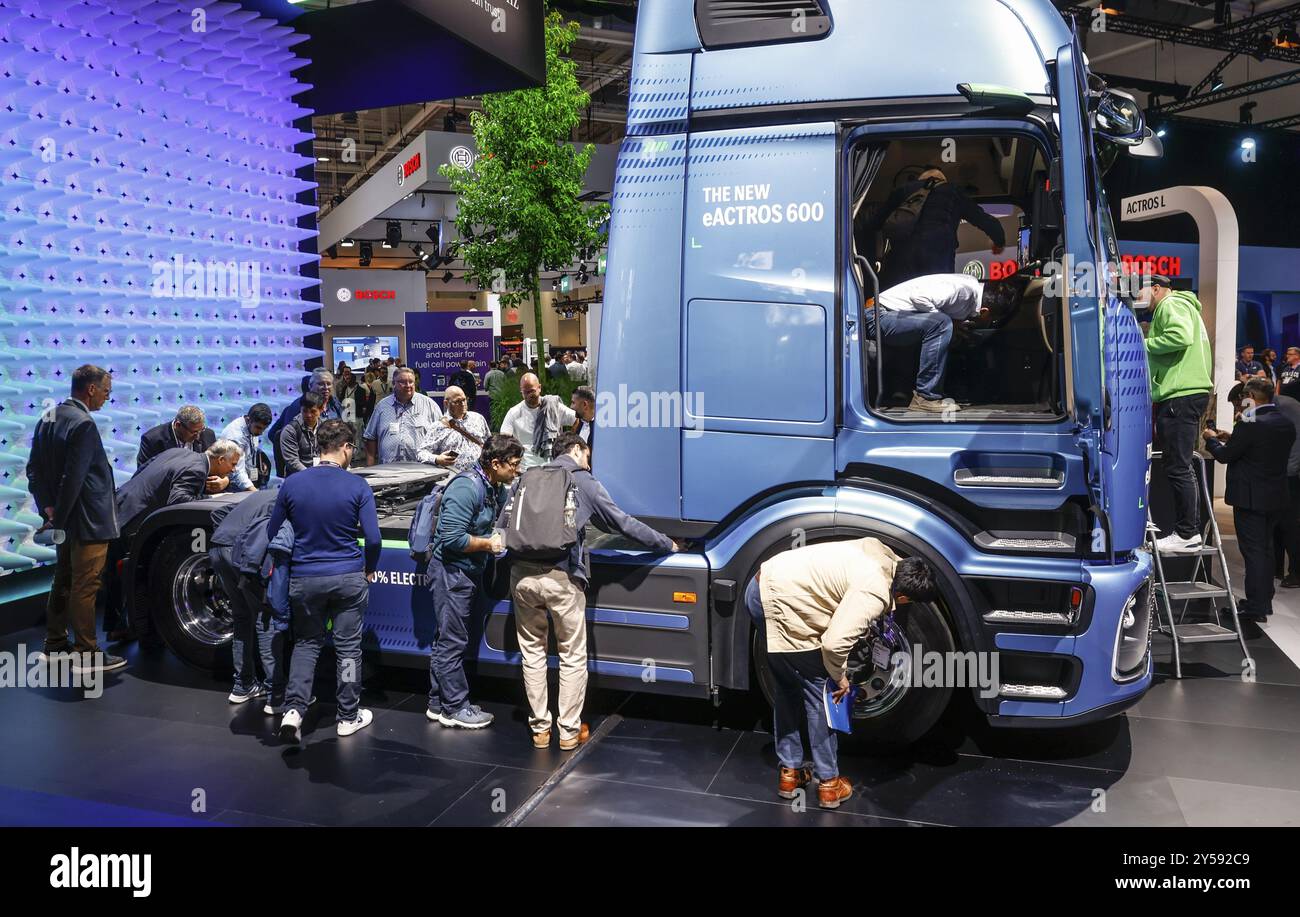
(824, 679), (856, 733)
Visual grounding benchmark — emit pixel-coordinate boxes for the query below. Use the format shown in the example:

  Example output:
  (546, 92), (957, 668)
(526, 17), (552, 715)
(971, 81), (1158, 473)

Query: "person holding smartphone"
(417, 385), (491, 475)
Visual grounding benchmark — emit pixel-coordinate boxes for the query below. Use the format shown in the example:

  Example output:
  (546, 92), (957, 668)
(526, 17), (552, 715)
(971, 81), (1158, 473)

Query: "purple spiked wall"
(0, 0), (319, 575)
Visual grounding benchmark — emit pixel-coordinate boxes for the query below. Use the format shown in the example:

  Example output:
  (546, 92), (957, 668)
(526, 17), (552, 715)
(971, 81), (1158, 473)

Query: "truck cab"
(552, 0), (1160, 744)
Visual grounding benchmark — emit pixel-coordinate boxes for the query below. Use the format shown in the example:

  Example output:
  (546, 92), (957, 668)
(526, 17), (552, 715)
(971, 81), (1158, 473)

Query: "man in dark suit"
(135, 405), (216, 471)
(26, 365), (126, 671)
(106, 441), (243, 639)
(1204, 378), (1297, 622)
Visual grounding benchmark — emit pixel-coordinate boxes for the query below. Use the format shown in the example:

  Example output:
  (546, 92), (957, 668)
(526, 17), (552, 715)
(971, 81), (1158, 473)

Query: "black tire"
(148, 530), (233, 672)
(752, 595), (957, 754)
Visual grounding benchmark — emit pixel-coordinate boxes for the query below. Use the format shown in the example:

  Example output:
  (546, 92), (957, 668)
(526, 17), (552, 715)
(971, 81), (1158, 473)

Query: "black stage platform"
(2, 615), (1299, 827)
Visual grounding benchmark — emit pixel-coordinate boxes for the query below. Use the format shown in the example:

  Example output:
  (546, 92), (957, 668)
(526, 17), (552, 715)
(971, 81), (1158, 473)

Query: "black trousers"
(1234, 506), (1278, 618)
(1155, 393), (1210, 539)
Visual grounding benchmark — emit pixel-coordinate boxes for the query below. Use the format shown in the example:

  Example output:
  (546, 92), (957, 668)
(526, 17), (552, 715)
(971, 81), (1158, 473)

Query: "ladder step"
(1172, 623), (1240, 644)
(1154, 545), (1220, 557)
(1159, 581), (1229, 601)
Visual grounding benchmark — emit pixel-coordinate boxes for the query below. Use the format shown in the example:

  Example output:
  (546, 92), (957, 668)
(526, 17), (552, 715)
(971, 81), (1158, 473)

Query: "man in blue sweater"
(427, 433), (524, 729)
(267, 419), (381, 743)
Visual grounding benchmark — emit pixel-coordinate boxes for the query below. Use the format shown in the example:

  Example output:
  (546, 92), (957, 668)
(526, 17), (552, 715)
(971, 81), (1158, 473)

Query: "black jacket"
(115, 449), (210, 536)
(1205, 404), (1297, 511)
(27, 399), (120, 542)
(859, 179), (1006, 286)
(136, 421), (216, 472)
(268, 394), (344, 477)
(449, 369), (478, 403)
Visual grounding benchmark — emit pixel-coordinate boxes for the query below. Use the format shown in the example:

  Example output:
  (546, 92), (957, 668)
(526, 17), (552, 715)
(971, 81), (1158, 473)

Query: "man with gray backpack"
(418, 433), (524, 729)
(498, 432), (685, 750)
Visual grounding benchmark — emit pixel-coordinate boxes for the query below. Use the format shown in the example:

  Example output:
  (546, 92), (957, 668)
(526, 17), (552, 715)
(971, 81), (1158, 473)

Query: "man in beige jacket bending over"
(744, 538), (939, 808)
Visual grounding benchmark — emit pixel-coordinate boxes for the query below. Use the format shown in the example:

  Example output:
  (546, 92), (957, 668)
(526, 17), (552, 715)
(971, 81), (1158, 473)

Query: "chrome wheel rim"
(171, 553), (233, 647)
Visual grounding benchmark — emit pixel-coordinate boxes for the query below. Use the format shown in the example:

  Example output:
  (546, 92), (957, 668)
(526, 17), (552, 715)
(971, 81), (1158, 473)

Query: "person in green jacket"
(1141, 274), (1213, 554)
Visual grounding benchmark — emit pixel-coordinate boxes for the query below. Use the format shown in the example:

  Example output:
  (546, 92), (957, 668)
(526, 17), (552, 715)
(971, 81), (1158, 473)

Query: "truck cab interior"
(850, 133), (1065, 422)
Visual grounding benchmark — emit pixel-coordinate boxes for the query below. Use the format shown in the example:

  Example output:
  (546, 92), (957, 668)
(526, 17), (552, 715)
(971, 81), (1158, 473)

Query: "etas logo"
(50, 848), (151, 897)
(454, 316), (489, 329)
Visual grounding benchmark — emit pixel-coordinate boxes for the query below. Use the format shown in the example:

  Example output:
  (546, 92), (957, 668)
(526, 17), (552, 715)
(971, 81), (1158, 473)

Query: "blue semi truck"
(129, 0), (1160, 748)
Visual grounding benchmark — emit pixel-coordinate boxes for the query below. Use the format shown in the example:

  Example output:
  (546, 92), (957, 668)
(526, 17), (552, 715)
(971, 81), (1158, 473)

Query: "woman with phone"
(417, 385), (491, 475)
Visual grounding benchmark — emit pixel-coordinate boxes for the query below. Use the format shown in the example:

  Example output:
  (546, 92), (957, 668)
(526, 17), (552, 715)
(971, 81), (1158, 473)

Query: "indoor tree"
(439, 9), (609, 377)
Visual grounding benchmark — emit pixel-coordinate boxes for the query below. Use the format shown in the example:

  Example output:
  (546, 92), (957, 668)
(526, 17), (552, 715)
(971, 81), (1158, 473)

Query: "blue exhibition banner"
(405, 311), (494, 416)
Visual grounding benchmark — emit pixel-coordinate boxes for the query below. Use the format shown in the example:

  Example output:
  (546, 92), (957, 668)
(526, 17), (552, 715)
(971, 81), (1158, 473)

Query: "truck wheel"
(751, 598), (956, 753)
(148, 531), (233, 672)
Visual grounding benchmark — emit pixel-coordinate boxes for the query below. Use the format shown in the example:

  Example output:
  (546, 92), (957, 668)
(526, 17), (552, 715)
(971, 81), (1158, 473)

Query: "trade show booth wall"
(0, 1), (320, 593)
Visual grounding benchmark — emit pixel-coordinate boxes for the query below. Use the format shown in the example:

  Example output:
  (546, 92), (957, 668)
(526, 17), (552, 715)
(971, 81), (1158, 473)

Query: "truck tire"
(751, 595), (956, 753)
(148, 530), (233, 672)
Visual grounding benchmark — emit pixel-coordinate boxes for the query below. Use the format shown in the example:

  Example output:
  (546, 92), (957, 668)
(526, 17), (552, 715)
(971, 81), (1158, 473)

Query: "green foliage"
(440, 10), (609, 375)
(490, 370), (581, 431)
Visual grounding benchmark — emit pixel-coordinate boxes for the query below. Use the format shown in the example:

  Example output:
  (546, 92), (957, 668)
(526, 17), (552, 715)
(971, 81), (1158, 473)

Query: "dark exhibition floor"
(3, 613), (1300, 828)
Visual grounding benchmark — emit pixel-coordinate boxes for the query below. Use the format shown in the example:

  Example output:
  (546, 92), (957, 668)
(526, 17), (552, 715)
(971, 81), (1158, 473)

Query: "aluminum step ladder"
(1148, 452), (1254, 679)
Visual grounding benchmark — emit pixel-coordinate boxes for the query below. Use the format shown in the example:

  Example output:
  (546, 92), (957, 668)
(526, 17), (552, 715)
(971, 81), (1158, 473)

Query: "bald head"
(444, 385), (468, 417)
(520, 373), (542, 408)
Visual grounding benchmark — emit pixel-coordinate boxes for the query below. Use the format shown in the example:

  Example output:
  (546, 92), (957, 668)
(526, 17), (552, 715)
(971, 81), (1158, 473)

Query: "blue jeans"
(746, 576), (839, 782)
(864, 308), (953, 400)
(284, 572), (368, 722)
(211, 546), (279, 694)
(428, 561), (488, 715)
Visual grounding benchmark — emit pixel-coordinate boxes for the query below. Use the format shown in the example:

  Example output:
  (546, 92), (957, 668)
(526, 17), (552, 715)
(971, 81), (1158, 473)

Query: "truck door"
(1055, 32), (1149, 556)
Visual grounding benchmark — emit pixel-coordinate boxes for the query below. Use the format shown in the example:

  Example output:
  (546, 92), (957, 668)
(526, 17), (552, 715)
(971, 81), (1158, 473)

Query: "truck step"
(1153, 545), (1220, 557)
(1169, 623), (1240, 644)
(1159, 581), (1229, 601)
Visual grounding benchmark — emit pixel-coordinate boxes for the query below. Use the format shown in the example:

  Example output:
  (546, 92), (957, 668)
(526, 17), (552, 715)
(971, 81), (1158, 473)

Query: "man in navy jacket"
(267, 419), (379, 743)
(27, 365), (123, 670)
(1205, 378), (1297, 622)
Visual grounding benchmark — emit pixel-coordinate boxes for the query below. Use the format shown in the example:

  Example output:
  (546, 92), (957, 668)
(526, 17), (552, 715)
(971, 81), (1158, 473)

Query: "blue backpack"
(407, 471), (485, 563)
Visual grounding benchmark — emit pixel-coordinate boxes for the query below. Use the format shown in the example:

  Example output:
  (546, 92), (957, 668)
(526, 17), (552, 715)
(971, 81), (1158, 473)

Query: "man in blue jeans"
(427, 433), (524, 729)
(864, 274), (1018, 414)
(209, 489), (279, 705)
(746, 538), (939, 808)
(267, 419), (381, 743)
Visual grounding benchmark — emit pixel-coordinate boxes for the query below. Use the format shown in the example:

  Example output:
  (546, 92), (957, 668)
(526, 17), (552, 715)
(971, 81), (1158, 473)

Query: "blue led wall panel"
(0, 0), (320, 574)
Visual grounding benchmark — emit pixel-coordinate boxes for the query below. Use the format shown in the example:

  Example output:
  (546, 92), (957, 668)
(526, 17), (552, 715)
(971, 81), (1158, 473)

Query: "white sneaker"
(264, 695), (315, 716)
(279, 708), (302, 744)
(1155, 532), (1203, 554)
(337, 708), (373, 737)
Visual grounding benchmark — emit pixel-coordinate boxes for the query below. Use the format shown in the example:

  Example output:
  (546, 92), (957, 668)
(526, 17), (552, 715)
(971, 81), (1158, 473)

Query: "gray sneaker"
(70, 652), (127, 673)
(908, 392), (958, 414)
(438, 704), (494, 729)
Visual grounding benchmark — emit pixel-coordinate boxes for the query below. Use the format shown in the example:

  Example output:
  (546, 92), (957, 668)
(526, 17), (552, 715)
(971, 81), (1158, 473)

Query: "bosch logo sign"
(448, 146), (475, 169)
(355, 290), (396, 300)
(454, 316), (489, 329)
(397, 152), (422, 187)
(336, 287), (352, 302)
(961, 260), (985, 280)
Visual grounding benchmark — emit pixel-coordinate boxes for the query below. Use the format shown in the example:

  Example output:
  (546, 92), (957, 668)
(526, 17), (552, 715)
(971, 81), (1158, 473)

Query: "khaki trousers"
(46, 537), (109, 653)
(511, 563), (587, 740)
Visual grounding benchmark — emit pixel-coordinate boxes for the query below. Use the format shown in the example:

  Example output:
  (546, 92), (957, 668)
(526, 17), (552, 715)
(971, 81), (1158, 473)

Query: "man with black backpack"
(499, 433), (684, 750)
(860, 167), (1005, 289)
(425, 433), (525, 729)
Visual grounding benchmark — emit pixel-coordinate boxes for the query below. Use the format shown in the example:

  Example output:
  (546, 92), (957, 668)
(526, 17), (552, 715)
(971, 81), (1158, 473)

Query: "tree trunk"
(531, 274), (545, 378)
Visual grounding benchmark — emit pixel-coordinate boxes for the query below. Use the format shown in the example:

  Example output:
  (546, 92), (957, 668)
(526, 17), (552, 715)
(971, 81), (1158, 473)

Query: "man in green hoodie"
(1141, 275), (1214, 554)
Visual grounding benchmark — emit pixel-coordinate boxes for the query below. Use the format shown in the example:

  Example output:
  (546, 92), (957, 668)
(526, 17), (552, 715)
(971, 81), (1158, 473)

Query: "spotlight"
(442, 271), (454, 284)
(381, 241), (392, 249)
(1211, 80), (1225, 92)
(1156, 127), (1167, 138)
(443, 113), (457, 132)
(340, 238), (355, 248)
(386, 220), (401, 247)
(578, 271), (589, 285)
(317, 155), (330, 162)
(412, 245), (428, 262)
(425, 222), (440, 244)
(359, 242), (372, 267)
(1278, 23), (1300, 49)
(1240, 101), (1258, 125)
(1241, 137), (1256, 150)
(1254, 32), (1273, 61)
(325, 244), (337, 259)
(1098, 0), (1126, 13)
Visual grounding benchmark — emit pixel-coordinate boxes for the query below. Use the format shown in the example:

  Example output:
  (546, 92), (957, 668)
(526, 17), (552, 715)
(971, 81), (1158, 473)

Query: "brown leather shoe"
(778, 765), (812, 799)
(818, 776), (853, 809)
(559, 723), (590, 750)
(531, 729), (551, 749)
